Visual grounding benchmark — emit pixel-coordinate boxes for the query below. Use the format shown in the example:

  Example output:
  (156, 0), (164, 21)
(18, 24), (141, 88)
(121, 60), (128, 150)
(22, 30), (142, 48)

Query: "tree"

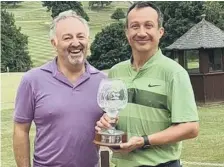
(88, 22), (131, 70)
(42, 1), (89, 21)
(1, 9), (32, 72)
(151, 1), (223, 49)
(1, 1), (22, 7)
(153, 1), (204, 50)
(88, 1), (112, 8)
(203, 1), (224, 30)
(111, 8), (125, 21)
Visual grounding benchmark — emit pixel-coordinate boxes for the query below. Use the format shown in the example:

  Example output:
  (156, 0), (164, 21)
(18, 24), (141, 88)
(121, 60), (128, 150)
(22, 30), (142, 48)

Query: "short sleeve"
(108, 69), (113, 78)
(167, 70), (199, 123)
(14, 75), (35, 123)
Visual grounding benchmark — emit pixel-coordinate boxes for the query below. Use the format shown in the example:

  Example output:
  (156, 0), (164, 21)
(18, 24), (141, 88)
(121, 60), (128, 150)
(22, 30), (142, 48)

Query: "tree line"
(1, 1), (223, 72)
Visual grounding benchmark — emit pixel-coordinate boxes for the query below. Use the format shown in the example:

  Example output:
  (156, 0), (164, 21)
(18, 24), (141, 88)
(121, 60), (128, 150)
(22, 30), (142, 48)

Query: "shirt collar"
(40, 57), (100, 75)
(130, 48), (163, 70)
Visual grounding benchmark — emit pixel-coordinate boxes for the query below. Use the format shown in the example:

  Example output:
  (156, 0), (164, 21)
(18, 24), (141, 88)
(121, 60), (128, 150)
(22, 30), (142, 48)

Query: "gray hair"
(49, 10), (89, 40)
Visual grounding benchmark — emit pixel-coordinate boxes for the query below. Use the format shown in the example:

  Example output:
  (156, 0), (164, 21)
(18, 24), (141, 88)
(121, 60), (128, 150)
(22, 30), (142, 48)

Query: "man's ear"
(159, 27), (165, 38)
(125, 28), (130, 44)
(51, 38), (57, 49)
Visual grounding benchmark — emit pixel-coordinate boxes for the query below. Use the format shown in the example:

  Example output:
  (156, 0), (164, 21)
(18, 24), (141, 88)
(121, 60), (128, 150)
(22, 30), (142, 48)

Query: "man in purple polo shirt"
(13, 10), (106, 167)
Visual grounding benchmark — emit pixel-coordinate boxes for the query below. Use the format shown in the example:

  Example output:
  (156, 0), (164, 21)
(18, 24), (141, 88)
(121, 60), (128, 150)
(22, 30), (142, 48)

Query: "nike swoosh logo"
(148, 84), (160, 87)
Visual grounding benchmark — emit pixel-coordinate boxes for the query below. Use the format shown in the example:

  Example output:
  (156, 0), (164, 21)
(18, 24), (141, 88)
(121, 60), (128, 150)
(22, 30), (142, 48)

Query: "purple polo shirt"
(14, 58), (106, 167)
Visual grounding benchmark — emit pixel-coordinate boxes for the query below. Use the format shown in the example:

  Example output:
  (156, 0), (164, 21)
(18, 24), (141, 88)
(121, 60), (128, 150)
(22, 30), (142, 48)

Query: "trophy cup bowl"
(94, 79), (128, 149)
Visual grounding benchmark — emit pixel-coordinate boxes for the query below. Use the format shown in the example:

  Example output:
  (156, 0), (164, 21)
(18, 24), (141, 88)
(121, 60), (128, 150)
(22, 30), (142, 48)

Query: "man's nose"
(137, 27), (147, 37)
(70, 38), (80, 47)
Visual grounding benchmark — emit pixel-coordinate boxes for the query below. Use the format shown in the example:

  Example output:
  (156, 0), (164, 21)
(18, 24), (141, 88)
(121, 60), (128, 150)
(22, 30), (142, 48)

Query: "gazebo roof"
(166, 18), (224, 50)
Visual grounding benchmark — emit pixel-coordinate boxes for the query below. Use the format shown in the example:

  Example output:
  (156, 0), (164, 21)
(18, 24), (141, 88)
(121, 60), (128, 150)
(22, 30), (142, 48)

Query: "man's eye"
(146, 24), (153, 29)
(78, 36), (85, 39)
(64, 37), (71, 40)
(131, 25), (139, 29)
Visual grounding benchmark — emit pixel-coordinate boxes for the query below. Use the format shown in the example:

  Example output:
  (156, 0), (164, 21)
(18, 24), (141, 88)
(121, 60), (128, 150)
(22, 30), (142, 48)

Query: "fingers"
(95, 114), (113, 132)
(120, 142), (131, 149)
(101, 113), (112, 128)
(109, 147), (127, 154)
(119, 137), (140, 150)
(109, 147), (123, 153)
(95, 120), (106, 132)
(95, 125), (101, 132)
(110, 148), (130, 154)
(103, 113), (119, 124)
(103, 113), (113, 125)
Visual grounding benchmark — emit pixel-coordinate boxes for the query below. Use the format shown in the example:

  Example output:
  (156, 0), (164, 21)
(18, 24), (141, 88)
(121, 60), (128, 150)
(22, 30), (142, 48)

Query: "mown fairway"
(6, 1), (129, 67)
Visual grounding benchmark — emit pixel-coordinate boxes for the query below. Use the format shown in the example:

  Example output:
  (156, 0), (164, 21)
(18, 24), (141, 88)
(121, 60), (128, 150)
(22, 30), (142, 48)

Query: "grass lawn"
(181, 105), (224, 166)
(2, 104), (224, 167)
(1, 72), (224, 167)
(6, 1), (129, 67)
(1, 73), (24, 110)
(188, 61), (199, 69)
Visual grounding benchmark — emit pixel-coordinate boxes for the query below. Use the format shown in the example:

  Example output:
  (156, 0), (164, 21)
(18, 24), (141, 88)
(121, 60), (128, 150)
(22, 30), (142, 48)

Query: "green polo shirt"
(108, 49), (199, 167)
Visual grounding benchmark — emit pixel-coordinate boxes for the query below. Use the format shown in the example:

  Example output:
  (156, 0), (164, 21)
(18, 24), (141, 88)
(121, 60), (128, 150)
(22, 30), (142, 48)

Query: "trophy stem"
(108, 126), (116, 134)
(108, 117), (117, 134)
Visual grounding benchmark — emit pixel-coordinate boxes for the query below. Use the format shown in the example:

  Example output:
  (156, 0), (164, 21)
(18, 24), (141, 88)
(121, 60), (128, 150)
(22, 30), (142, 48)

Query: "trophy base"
(94, 130), (127, 149)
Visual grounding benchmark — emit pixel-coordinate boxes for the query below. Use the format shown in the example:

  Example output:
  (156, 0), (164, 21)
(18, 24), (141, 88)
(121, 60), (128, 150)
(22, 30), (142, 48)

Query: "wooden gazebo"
(166, 17), (224, 103)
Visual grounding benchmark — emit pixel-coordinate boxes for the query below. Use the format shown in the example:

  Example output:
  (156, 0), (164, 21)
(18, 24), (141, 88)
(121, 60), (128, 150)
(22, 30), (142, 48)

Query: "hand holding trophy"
(94, 78), (128, 148)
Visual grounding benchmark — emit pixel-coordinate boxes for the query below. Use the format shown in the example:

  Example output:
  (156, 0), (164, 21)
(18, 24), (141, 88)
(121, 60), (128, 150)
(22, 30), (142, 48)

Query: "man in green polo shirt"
(96, 2), (199, 167)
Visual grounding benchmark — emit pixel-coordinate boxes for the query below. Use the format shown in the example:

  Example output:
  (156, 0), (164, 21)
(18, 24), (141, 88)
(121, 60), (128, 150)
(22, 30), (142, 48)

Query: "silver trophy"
(94, 78), (128, 148)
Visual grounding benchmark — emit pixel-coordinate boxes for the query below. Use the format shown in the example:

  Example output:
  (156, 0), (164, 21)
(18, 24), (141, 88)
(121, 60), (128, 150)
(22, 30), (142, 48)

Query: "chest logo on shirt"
(148, 83), (160, 87)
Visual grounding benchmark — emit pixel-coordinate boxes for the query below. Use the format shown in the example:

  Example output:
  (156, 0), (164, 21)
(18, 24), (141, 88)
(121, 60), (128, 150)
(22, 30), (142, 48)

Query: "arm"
(118, 122), (199, 152)
(148, 70), (200, 145)
(13, 122), (32, 167)
(148, 122), (199, 145)
(119, 70), (200, 152)
(13, 74), (35, 166)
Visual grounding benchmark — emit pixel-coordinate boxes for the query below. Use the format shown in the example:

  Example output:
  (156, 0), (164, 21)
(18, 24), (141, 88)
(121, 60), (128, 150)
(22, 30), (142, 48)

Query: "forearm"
(13, 131), (31, 167)
(148, 122), (199, 146)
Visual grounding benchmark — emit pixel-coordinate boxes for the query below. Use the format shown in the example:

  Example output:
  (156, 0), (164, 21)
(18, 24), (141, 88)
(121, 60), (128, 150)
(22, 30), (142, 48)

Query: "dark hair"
(125, 1), (164, 28)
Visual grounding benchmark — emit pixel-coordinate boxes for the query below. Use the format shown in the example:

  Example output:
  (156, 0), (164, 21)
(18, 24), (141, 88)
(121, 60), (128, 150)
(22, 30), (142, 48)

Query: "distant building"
(166, 17), (224, 103)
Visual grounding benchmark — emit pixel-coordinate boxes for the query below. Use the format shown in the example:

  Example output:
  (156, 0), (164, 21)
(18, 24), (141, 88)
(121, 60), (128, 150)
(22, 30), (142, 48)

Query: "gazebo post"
(199, 49), (209, 73)
(178, 50), (185, 68)
(222, 48), (224, 71)
(169, 50), (175, 60)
